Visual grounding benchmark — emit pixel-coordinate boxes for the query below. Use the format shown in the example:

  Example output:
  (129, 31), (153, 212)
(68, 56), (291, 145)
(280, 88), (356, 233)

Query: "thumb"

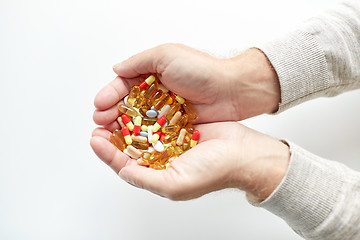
(113, 44), (169, 78)
(118, 160), (171, 197)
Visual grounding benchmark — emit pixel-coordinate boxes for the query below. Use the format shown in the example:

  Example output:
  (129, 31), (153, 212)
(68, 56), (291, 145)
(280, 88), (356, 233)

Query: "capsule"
(182, 101), (198, 122)
(121, 126), (132, 145)
(190, 130), (200, 147)
(177, 114), (189, 129)
(139, 75), (156, 90)
(142, 117), (157, 126)
(152, 116), (167, 132)
(131, 141), (149, 150)
(137, 158), (149, 166)
(133, 116), (142, 135)
(158, 104), (170, 119)
(165, 103), (181, 121)
(151, 130), (161, 144)
(171, 92), (185, 104)
(116, 116), (125, 128)
(174, 146), (183, 155)
(162, 132), (179, 144)
(148, 151), (162, 164)
(162, 124), (180, 134)
(169, 111), (182, 125)
(127, 86), (141, 106)
(121, 114), (134, 131)
(126, 145), (142, 159)
(134, 90), (146, 108)
(110, 129), (126, 151)
(159, 146), (174, 164)
(144, 81), (158, 100)
(141, 125), (148, 132)
(176, 128), (187, 145)
(131, 135), (148, 143)
(146, 90), (163, 107)
(118, 104), (142, 118)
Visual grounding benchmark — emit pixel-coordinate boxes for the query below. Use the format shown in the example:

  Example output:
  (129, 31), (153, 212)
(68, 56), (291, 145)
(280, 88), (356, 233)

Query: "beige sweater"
(255, 1), (360, 239)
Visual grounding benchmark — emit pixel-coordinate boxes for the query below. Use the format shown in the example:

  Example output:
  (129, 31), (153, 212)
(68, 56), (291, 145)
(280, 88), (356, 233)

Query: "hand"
(112, 44), (281, 123)
(90, 122), (290, 201)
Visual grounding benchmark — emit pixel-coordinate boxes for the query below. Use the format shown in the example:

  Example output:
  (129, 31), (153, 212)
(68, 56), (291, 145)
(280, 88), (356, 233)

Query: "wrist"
(236, 137), (290, 203)
(225, 48), (281, 119)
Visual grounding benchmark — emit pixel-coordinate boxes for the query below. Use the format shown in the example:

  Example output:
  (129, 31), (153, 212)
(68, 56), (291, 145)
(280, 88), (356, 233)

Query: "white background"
(1, 0), (358, 239)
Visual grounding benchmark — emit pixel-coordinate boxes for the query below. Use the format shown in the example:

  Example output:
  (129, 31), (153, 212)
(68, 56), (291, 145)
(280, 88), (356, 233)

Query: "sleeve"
(258, 0), (360, 112)
(251, 142), (360, 240)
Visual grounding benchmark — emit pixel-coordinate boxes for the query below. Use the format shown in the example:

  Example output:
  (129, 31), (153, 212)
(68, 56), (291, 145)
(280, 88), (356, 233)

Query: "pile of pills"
(110, 75), (200, 170)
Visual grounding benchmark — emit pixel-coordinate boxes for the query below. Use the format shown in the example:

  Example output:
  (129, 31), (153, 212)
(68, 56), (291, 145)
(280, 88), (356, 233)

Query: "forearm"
(258, 0), (360, 112)
(249, 142), (360, 240)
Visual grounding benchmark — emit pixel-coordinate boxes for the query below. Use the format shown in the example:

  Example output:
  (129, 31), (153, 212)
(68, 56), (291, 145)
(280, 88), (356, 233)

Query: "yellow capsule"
(148, 151), (162, 164)
(159, 146), (174, 164)
(162, 132), (179, 144)
(178, 114), (189, 129)
(174, 146), (183, 156)
(127, 86), (141, 106)
(118, 104), (142, 118)
(185, 122), (194, 134)
(141, 125), (148, 132)
(146, 90), (163, 107)
(134, 90), (146, 108)
(182, 101), (198, 122)
(137, 158), (149, 166)
(182, 135), (191, 151)
(141, 152), (151, 160)
(142, 117), (157, 126)
(144, 81), (159, 99)
(150, 162), (166, 170)
(165, 103), (181, 121)
(110, 129), (126, 151)
(169, 111), (182, 125)
(131, 141), (149, 150)
(162, 124), (180, 134)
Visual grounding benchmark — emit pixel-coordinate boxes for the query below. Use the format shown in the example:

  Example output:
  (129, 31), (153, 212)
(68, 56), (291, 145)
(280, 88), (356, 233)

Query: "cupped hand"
(112, 44), (281, 123)
(90, 122), (290, 201)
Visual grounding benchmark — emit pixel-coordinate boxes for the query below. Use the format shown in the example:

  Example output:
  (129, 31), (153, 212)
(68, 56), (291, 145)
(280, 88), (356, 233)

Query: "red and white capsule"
(121, 114), (134, 131)
(133, 116), (142, 136)
(122, 126), (132, 145)
(152, 116), (167, 132)
(190, 130), (200, 148)
(139, 75), (156, 90)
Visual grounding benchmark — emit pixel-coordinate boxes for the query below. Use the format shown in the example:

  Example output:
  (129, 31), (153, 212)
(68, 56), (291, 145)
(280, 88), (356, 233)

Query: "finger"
(92, 127), (111, 141)
(103, 121), (120, 133)
(118, 161), (170, 197)
(113, 45), (167, 78)
(94, 76), (131, 110)
(93, 104), (119, 126)
(90, 136), (130, 173)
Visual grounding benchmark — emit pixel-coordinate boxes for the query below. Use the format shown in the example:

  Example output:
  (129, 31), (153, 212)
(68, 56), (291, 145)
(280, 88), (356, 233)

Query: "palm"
(91, 122), (247, 200)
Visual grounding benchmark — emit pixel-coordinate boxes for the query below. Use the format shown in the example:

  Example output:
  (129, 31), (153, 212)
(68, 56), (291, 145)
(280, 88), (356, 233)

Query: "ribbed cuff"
(250, 141), (343, 237)
(258, 30), (330, 113)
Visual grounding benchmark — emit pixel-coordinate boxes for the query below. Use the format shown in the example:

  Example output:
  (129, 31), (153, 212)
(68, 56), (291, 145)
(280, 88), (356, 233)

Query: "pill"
(152, 116), (167, 132)
(190, 130), (200, 147)
(146, 109), (158, 118)
(141, 125), (148, 132)
(131, 135), (148, 143)
(121, 126), (132, 145)
(121, 114), (134, 131)
(117, 116), (125, 128)
(132, 141), (149, 150)
(151, 130), (161, 144)
(176, 128), (187, 145)
(171, 92), (185, 104)
(152, 140), (164, 152)
(127, 86), (141, 106)
(162, 124), (180, 134)
(169, 111), (182, 125)
(153, 93), (171, 111)
(127, 145), (142, 159)
(110, 129), (126, 151)
(165, 103), (181, 121)
(158, 104), (170, 119)
(182, 100), (198, 122)
(133, 116), (142, 135)
(139, 75), (156, 90)
(139, 131), (149, 137)
(118, 104), (142, 118)
(147, 125), (153, 143)
(137, 158), (149, 166)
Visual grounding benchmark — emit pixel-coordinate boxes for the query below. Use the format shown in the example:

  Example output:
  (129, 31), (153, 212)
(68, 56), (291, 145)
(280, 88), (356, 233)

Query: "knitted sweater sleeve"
(252, 1), (360, 239)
